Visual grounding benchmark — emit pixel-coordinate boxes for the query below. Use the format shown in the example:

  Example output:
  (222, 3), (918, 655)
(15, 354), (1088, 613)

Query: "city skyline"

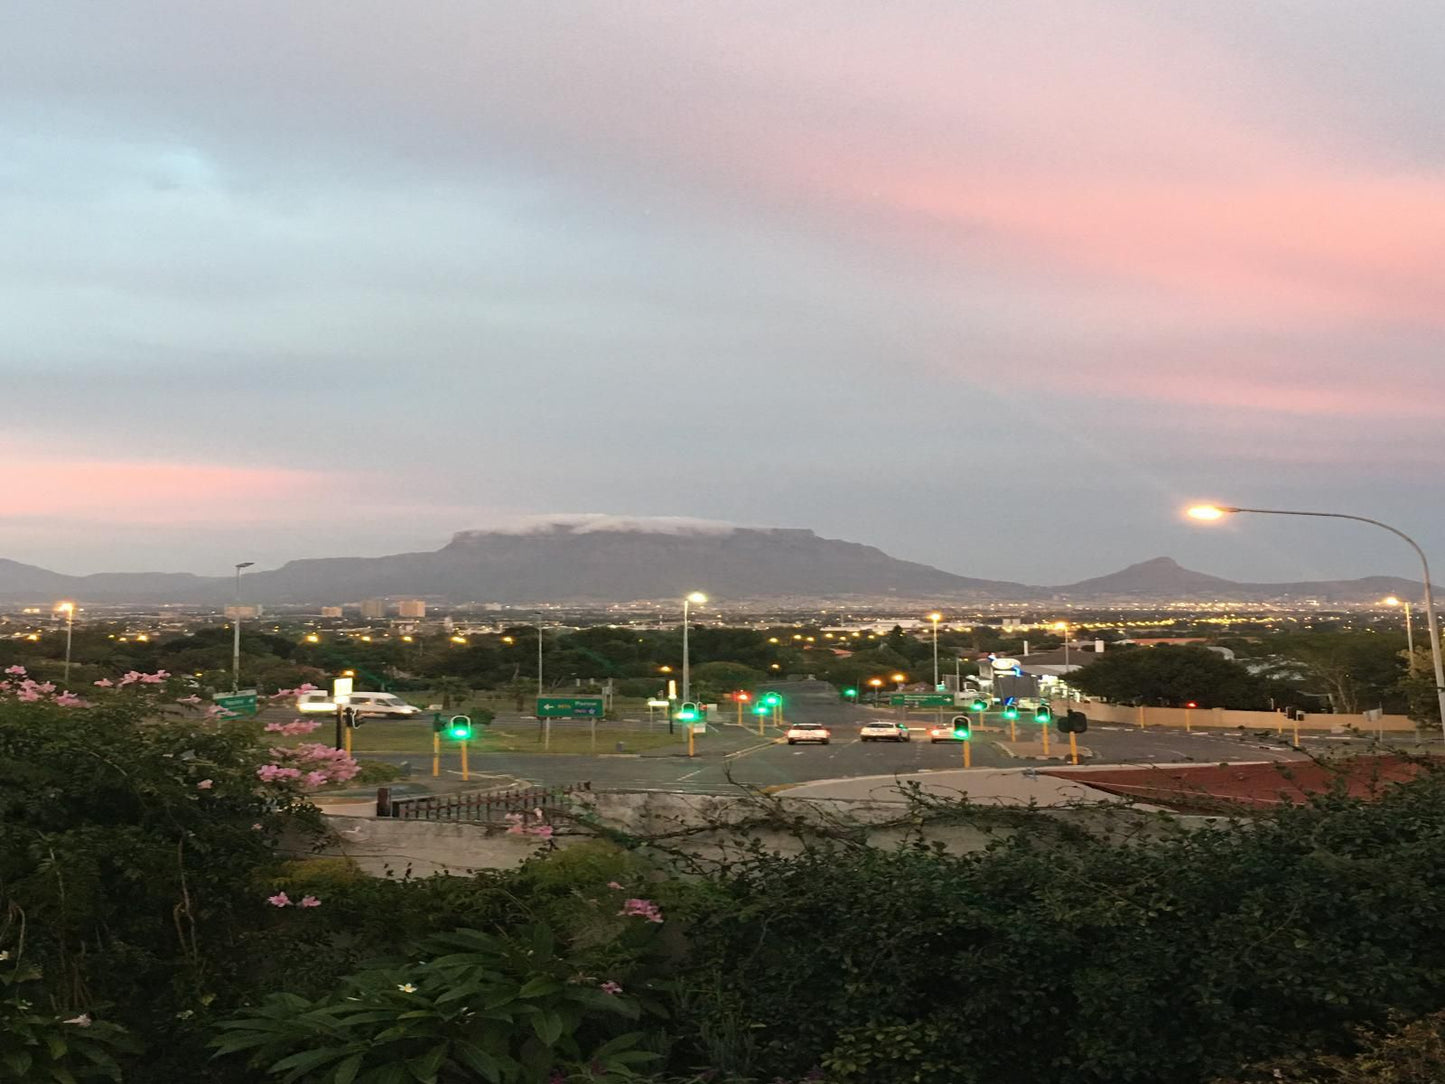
(5, 2), (1442, 581)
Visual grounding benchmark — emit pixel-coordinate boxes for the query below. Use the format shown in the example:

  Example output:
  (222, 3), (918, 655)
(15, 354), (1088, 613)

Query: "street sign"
(535, 696), (605, 718)
(889, 693), (954, 708)
(213, 691), (258, 717)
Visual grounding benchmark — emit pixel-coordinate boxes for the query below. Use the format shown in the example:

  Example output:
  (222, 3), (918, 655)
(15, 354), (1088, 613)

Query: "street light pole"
(58, 602), (75, 685)
(682, 592), (707, 703)
(927, 612), (942, 689)
(1189, 505), (1445, 742)
(232, 562), (254, 693)
(1055, 621), (1070, 706)
(537, 614), (545, 698)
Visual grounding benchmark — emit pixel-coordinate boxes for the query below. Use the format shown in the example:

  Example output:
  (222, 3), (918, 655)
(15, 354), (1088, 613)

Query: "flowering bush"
(256, 742), (360, 789)
(0, 958), (138, 1081)
(211, 924), (662, 1083)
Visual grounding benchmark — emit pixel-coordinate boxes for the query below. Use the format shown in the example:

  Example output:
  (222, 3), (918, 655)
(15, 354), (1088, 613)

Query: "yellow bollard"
(688, 723), (696, 757)
(1184, 707), (1193, 733)
(460, 739), (469, 782)
(432, 732), (440, 778)
(344, 724), (352, 758)
(963, 739), (971, 768)
(1041, 721), (1050, 757)
(1069, 731), (1079, 766)
(1137, 704), (1146, 730)
(1292, 717), (1301, 746)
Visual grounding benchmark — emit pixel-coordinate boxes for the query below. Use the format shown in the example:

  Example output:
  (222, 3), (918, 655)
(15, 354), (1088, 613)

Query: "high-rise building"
(397, 599), (426, 618)
(224, 605), (261, 619)
(320, 606), (343, 618)
(359, 599), (387, 620)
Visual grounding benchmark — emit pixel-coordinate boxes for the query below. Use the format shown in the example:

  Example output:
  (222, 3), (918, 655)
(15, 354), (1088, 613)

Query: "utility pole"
(232, 561), (254, 692)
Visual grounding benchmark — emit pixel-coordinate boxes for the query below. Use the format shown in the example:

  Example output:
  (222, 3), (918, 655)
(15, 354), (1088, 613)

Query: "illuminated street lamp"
(1385, 596), (1416, 670)
(1188, 503), (1445, 740)
(681, 592), (708, 702)
(1054, 620), (1070, 690)
(56, 602), (75, 685)
(927, 612), (943, 689)
(232, 561), (254, 693)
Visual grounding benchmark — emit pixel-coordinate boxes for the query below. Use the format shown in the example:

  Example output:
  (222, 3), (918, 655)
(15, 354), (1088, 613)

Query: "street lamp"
(232, 561), (254, 693)
(1384, 596), (1416, 671)
(56, 602), (75, 685)
(1054, 621), (1070, 682)
(682, 592), (707, 703)
(927, 612), (943, 689)
(868, 676), (884, 704)
(1188, 504), (1445, 741)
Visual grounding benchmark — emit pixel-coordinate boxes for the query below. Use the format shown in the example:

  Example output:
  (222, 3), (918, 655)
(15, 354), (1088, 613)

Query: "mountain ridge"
(0, 530), (1423, 605)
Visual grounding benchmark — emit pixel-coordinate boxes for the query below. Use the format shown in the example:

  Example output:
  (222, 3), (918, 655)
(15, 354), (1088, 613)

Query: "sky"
(4, 1), (1443, 585)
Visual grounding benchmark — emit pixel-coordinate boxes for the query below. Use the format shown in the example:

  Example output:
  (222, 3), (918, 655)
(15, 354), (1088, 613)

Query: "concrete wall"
(1076, 701), (1417, 734)
(313, 790), (1162, 878)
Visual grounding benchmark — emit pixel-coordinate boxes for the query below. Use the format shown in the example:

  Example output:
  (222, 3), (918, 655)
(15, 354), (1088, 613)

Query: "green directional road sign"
(535, 696), (605, 719)
(213, 691), (258, 717)
(889, 693), (955, 708)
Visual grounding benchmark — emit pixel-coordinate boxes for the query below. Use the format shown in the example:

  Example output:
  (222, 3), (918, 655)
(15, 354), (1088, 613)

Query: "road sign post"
(212, 691), (258, 719)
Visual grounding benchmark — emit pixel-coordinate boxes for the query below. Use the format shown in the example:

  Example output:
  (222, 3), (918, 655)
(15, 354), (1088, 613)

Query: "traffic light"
(1058, 711), (1089, 734)
(1002, 705), (1018, 721)
(970, 697), (989, 712)
(1034, 704), (1052, 725)
(762, 692), (781, 706)
(951, 715), (971, 740)
(437, 715), (472, 740)
(341, 706), (360, 729)
(842, 687), (858, 700)
(676, 702), (699, 722)
(753, 704), (770, 716)
(735, 691), (751, 702)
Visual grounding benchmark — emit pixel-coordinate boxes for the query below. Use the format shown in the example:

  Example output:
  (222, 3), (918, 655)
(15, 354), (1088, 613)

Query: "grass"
(336, 718), (686, 756)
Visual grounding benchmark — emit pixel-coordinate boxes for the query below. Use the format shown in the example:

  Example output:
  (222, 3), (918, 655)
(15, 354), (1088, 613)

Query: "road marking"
(677, 768), (705, 781)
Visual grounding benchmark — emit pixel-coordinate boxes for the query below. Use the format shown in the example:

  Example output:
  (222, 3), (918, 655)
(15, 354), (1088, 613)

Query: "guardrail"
(375, 781), (592, 822)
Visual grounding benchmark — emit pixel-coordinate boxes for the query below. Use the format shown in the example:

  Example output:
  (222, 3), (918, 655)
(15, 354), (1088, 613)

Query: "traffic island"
(993, 739), (1093, 761)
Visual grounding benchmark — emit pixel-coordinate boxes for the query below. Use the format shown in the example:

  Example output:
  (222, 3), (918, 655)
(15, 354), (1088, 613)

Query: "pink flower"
(299, 895), (321, 908)
(599, 981), (623, 995)
(16, 688), (40, 702)
(303, 770), (330, 788)
(251, 823), (264, 831)
(139, 672), (167, 684)
(267, 892), (291, 907)
(53, 692), (86, 707)
(62, 1013), (92, 1027)
(177, 694), (202, 705)
(196, 779), (213, 790)
(93, 678), (114, 687)
(607, 881), (623, 890)
(534, 825), (554, 840)
(619, 898), (664, 923)
(4, 665), (26, 676)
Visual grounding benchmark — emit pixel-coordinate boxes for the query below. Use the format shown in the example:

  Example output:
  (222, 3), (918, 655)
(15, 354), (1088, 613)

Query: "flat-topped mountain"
(0, 524), (1423, 605)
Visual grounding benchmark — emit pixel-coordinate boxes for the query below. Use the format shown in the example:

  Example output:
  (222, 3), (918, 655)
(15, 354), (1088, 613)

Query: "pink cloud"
(6, 446), (333, 525)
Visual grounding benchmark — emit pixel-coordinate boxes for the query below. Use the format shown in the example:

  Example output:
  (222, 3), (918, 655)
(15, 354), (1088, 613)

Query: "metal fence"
(375, 781), (592, 823)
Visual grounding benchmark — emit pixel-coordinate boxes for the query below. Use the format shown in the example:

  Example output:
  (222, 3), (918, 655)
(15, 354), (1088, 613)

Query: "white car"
(859, 720), (910, 742)
(295, 691), (421, 718)
(786, 723), (831, 745)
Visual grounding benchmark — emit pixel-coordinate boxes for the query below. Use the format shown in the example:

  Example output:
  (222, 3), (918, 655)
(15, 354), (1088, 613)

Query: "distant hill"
(0, 529), (1423, 605)
(1049, 556), (1421, 603)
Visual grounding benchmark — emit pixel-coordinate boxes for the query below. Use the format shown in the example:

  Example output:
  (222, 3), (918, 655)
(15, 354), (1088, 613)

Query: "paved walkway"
(778, 766), (1131, 806)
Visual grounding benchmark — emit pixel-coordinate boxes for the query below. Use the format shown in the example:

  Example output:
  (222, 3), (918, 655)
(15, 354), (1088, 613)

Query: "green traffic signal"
(1034, 706), (1052, 724)
(445, 717), (473, 740)
(762, 692), (782, 706)
(951, 715), (971, 740)
(753, 704), (770, 715)
(1002, 707), (1019, 720)
(970, 698), (989, 712)
(842, 687), (858, 699)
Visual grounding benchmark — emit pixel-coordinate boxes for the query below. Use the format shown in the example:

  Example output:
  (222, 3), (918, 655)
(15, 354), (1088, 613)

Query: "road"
(284, 679), (1388, 799)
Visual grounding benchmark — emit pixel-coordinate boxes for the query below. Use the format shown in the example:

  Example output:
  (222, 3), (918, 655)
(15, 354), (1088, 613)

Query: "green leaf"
(451, 1041), (502, 1083)
(269, 1046), (346, 1081)
(531, 1010), (564, 1046)
(333, 1053), (364, 1084)
(517, 977), (563, 999)
(2, 1051), (33, 1078)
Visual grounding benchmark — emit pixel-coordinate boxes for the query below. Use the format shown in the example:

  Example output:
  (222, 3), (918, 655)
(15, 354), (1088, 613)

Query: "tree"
(1066, 644), (1273, 708)
(1269, 633), (1408, 715)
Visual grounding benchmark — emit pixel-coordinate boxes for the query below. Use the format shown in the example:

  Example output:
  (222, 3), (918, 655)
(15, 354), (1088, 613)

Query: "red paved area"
(1044, 756), (1437, 812)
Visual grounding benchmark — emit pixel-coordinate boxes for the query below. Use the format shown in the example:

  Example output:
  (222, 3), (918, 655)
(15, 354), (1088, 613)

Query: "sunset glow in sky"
(4, 1), (1442, 582)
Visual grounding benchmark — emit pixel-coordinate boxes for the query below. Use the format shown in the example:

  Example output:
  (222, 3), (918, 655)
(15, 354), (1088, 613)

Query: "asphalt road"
(295, 679), (1388, 798)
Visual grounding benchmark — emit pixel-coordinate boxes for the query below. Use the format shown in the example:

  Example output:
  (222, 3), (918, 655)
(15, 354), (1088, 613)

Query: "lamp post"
(868, 677), (884, 704)
(232, 561), (254, 693)
(57, 602), (75, 685)
(1189, 504), (1445, 741)
(927, 612), (942, 689)
(682, 592), (707, 704)
(1385, 596), (1416, 671)
(1054, 621), (1070, 706)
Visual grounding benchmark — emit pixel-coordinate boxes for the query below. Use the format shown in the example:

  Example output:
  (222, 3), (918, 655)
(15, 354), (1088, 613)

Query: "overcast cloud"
(3, 1), (1442, 584)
